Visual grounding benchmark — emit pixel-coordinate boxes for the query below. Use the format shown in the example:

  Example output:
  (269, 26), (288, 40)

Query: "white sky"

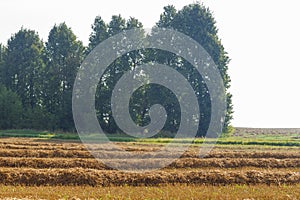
(1, 0), (300, 128)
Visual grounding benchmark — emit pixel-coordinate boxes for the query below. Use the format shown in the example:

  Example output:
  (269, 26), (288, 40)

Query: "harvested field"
(1, 184), (300, 200)
(0, 157), (300, 170)
(0, 167), (300, 186)
(0, 137), (299, 199)
(0, 137), (298, 188)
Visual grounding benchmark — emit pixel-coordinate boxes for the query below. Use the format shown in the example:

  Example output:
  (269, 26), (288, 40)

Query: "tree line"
(0, 3), (233, 137)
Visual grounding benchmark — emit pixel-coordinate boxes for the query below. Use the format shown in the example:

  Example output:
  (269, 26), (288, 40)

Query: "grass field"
(0, 129), (299, 199)
(1, 128), (300, 146)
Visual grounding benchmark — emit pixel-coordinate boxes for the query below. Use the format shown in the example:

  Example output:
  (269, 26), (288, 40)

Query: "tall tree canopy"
(108, 15), (126, 36)
(155, 4), (233, 135)
(3, 28), (45, 110)
(92, 15), (146, 133)
(45, 22), (85, 131)
(87, 16), (108, 54)
(87, 4), (232, 136)
(0, 3), (232, 134)
(0, 44), (6, 85)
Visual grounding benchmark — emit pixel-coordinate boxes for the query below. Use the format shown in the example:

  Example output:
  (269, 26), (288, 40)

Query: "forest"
(0, 4), (232, 137)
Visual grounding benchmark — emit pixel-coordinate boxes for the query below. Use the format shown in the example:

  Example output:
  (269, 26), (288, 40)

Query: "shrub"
(0, 85), (23, 129)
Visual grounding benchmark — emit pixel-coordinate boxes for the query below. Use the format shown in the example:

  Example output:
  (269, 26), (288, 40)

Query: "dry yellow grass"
(0, 184), (300, 200)
(0, 138), (299, 199)
(0, 157), (299, 170)
(0, 167), (299, 186)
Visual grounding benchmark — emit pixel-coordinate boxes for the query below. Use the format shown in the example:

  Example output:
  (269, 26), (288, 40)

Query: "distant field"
(1, 128), (300, 147)
(0, 134), (298, 199)
(234, 127), (300, 137)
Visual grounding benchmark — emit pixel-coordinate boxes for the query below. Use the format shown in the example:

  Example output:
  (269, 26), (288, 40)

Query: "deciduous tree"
(4, 28), (45, 109)
(45, 23), (85, 131)
(156, 4), (233, 135)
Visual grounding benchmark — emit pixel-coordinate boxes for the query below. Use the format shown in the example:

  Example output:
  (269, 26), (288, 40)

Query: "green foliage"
(108, 15), (126, 36)
(91, 15), (148, 134)
(157, 5), (177, 28)
(221, 125), (235, 137)
(21, 107), (55, 130)
(44, 23), (85, 131)
(0, 3), (233, 136)
(4, 28), (45, 109)
(87, 16), (108, 54)
(155, 3), (233, 136)
(0, 44), (6, 85)
(0, 85), (22, 129)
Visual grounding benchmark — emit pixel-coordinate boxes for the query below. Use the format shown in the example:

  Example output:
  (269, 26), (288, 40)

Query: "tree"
(95, 15), (128, 133)
(89, 15), (149, 134)
(0, 85), (22, 129)
(155, 3), (233, 136)
(45, 22), (85, 131)
(3, 28), (45, 110)
(157, 5), (177, 28)
(0, 44), (6, 85)
(108, 15), (126, 36)
(87, 16), (108, 54)
(126, 17), (143, 29)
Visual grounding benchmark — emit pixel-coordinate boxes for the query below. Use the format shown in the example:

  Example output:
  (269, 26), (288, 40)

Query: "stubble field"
(0, 136), (299, 199)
